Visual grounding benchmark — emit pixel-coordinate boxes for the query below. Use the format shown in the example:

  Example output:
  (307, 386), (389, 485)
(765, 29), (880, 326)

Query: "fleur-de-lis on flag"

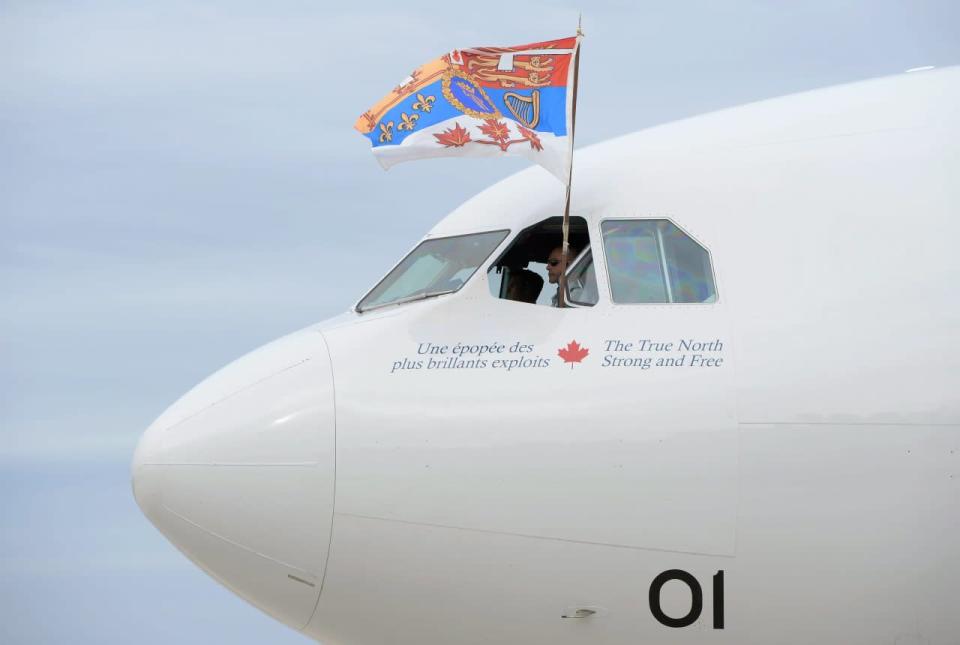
(412, 93), (435, 113)
(378, 121), (394, 143)
(397, 112), (420, 131)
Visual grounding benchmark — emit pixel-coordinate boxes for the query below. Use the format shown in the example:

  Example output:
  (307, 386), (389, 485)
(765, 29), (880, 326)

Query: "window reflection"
(601, 220), (716, 304)
(358, 230), (508, 312)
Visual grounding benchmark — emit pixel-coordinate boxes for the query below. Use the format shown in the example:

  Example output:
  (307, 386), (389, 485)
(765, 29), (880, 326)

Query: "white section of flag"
(372, 117), (570, 182)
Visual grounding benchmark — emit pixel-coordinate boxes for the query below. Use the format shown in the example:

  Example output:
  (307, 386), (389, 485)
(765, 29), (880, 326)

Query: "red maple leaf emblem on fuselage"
(558, 340), (589, 368)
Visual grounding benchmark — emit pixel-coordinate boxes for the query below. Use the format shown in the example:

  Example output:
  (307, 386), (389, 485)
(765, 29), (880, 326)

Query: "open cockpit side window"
(357, 230), (508, 312)
(565, 247), (599, 306)
(487, 216), (597, 307)
(601, 219), (716, 304)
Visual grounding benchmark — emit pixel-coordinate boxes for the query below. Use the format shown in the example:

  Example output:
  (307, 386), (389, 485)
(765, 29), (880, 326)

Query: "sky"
(2, 1), (958, 643)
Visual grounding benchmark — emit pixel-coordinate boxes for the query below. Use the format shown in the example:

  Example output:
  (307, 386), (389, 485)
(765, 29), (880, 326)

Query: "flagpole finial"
(577, 13), (584, 37)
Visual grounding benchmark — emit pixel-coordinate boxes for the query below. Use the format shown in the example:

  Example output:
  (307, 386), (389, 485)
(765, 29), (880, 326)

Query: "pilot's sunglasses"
(547, 259), (562, 266)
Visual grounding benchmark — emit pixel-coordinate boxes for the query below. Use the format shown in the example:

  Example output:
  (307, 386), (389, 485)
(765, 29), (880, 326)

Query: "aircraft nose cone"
(132, 329), (336, 631)
(130, 422), (165, 533)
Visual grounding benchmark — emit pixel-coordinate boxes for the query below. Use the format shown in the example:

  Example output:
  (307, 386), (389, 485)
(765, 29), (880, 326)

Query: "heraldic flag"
(355, 36), (580, 183)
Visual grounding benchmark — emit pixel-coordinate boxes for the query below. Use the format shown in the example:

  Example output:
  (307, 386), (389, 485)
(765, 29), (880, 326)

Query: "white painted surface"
(134, 67), (959, 644)
(132, 329), (335, 629)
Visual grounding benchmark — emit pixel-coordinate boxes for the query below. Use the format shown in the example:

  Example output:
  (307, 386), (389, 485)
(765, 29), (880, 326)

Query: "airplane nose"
(132, 328), (335, 631)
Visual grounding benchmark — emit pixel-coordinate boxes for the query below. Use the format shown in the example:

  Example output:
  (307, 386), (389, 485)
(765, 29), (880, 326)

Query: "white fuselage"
(133, 67), (960, 644)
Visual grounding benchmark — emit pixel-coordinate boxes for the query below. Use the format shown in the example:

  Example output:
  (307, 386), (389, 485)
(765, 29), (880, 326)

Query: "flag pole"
(557, 18), (583, 307)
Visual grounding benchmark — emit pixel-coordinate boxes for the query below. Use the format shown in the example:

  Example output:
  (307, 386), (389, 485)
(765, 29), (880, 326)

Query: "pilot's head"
(546, 246), (578, 284)
(506, 269), (544, 304)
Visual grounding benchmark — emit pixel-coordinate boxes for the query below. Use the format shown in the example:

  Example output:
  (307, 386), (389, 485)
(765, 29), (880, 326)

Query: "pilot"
(546, 245), (578, 306)
(505, 269), (544, 304)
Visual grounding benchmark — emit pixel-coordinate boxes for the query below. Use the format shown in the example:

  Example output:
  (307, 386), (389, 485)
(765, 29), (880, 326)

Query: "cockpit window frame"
(598, 217), (719, 306)
(355, 229), (510, 313)
(563, 244), (599, 307)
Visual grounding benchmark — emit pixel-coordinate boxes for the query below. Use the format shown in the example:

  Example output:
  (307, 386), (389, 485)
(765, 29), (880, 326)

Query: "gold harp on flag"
(503, 90), (541, 129)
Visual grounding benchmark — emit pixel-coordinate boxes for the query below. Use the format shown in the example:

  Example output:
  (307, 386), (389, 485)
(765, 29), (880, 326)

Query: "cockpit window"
(601, 219), (716, 303)
(357, 230), (508, 312)
(488, 216), (595, 307)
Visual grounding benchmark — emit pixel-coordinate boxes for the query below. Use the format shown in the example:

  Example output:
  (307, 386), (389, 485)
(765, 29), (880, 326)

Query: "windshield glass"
(357, 230), (508, 312)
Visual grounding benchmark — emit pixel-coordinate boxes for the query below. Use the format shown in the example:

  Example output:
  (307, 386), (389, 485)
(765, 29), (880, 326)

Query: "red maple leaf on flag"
(433, 122), (472, 147)
(557, 340), (589, 368)
(517, 125), (543, 151)
(478, 119), (512, 150)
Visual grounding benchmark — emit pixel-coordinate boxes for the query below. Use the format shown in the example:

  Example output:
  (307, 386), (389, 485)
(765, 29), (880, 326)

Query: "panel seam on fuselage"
(739, 421), (957, 426)
(138, 462), (320, 467)
(336, 511), (736, 559)
(161, 503), (315, 577)
(158, 358), (313, 434)
(304, 330), (339, 630)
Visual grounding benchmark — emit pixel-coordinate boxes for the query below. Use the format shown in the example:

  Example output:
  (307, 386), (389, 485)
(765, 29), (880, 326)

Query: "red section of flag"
(452, 36), (576, 89)
(558, 340), (589, 367)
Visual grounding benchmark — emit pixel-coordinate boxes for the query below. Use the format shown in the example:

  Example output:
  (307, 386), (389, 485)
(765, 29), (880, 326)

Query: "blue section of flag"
(367, 81), (568, 148)
(486, 87), (568, 136)
(365, 80), (457, 147)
